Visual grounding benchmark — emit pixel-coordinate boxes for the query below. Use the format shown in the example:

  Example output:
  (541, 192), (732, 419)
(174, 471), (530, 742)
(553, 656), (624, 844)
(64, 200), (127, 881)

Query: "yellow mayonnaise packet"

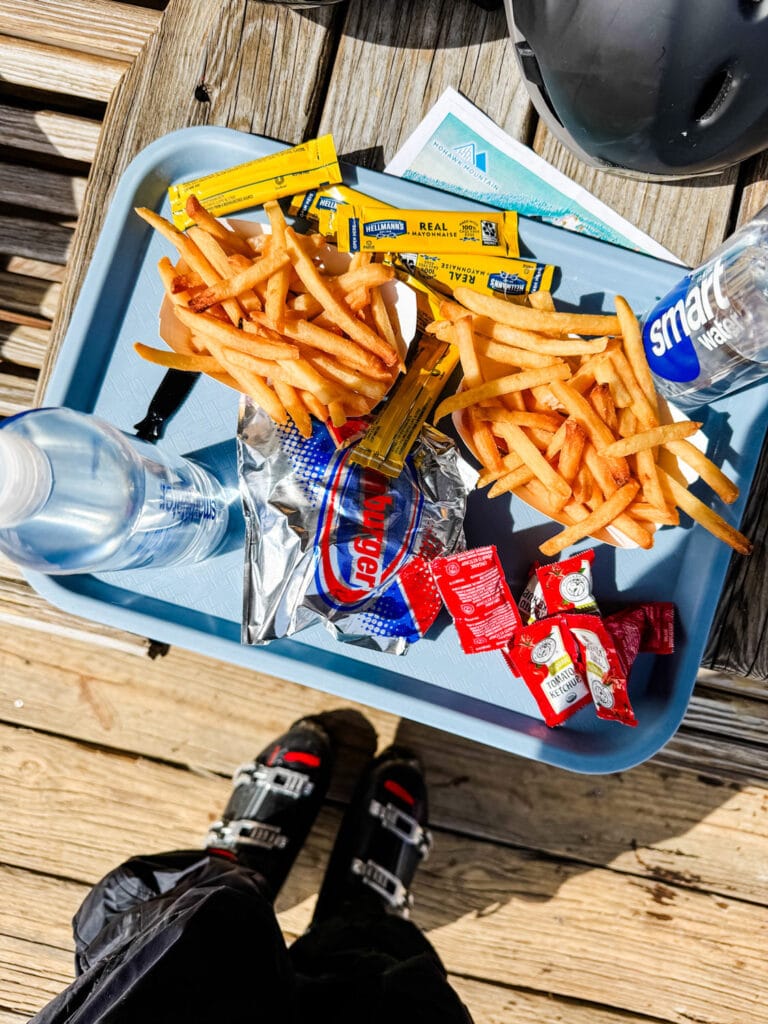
(350, 334), (459, 478)
(168, 136), (342, 230)
(388, 263), (445, 332)
(395, 251), (555, 298)
(336, 207), (519, 257)
(289, 184), (392, 239)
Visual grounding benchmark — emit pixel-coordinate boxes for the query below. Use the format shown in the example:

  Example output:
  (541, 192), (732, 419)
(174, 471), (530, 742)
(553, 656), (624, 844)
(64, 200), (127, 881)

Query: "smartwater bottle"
(0, 407), (230, 574)
(642, 203), (768, 409)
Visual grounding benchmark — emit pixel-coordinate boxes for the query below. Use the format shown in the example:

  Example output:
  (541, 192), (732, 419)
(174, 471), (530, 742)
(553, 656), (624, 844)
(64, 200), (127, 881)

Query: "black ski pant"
(31, 850), (473, 1024)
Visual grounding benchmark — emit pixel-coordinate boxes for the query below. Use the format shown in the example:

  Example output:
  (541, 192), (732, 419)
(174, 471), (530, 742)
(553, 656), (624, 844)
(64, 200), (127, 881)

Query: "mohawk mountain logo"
(452, 141), (488, 173)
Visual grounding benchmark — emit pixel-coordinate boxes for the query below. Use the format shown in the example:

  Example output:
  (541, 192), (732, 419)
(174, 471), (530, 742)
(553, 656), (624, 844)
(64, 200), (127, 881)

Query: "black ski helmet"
(504, 0), (768, 178)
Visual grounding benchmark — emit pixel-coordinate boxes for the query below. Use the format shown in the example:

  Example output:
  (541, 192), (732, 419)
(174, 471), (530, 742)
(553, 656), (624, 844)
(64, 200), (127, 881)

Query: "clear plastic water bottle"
(642, 203), (768, 409)
(0, 407), (231, 574)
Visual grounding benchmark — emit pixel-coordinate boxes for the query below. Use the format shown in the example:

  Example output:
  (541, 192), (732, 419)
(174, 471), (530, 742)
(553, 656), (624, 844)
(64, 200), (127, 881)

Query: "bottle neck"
(0, 430), (53, 528)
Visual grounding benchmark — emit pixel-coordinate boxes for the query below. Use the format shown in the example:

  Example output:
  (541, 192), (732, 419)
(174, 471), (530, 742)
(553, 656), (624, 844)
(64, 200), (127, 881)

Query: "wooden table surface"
(2, 4), (768, 1022)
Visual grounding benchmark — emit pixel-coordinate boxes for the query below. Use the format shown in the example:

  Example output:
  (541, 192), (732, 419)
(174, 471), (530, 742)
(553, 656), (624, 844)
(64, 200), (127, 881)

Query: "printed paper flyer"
(385, 88), (680, 263)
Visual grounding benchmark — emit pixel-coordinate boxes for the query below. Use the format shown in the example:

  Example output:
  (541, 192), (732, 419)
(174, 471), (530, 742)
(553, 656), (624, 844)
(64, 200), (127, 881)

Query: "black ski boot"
(312, 745), (432, 923)
(206, 716), (334, 898)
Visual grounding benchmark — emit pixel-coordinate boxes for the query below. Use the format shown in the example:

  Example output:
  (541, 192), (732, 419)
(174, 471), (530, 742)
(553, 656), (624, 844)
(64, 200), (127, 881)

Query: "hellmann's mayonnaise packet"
(395, 251), (555, 298)
(336, 206), (519, 257)
(168, 135), (342, 230)
(289, 184), (392, 239)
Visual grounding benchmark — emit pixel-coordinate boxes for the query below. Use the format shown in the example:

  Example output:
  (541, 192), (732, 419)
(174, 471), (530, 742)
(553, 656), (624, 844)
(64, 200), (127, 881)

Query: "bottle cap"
(0, 430), (52, 528)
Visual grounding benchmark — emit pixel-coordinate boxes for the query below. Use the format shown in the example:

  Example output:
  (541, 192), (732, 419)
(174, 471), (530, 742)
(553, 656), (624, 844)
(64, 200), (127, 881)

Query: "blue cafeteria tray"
(31, 126), (768, 773)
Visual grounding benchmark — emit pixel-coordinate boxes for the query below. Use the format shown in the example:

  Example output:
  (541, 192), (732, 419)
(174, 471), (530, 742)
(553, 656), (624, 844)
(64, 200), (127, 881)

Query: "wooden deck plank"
(2, 631), (767, 904)
(0, 724), (765, 1024)
(0, 0), (161, 60)
(320, 1), (532, 166)
(2, 256), (66, 284)
(0, 867), (81, 1019)
(696, 667), (768, 701)
(447, 977), (658, 1024)
(421, 843), (766, 1024)
(0, 104), (101, 165)
(0, 162), (86, 219)
(0, 724), (219, 880)
(650, 727), (768, 783)
(199, 0), (343, 138)
(0, 213), (73, 265)
(0, 866), (86, 958)
(0, 576), (166, 655)
(0, 866), (75, 1017)
(0, 368), (36, 415)
(0, 269), (61, 322)
(703, 443), (768, 680)
(735, 151), (768, 225)
(0, 35), (127, 103)
(678, 688), (768, 745)
(0, 938), (73, 1022)
(0, 321), (49, 368)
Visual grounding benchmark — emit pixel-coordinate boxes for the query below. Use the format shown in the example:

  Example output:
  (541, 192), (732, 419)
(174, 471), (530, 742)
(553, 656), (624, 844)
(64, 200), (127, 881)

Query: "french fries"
(134, 196), (404, 438)
(136, 192), (749, 559)
(437, 287), (750, 556)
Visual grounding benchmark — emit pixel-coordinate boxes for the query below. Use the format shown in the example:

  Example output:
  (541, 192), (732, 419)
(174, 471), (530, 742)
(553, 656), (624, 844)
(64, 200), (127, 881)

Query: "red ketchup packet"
(566, 613), (637, 727)
(431, 545), (522, 654)
(503, 615), (592, 727)
(602, 607), (645, 676)
(518, 562), (548, 624)
(604, 602), (676, 675)
(636, 602), (675, 654)
(536, 549), (599, 616)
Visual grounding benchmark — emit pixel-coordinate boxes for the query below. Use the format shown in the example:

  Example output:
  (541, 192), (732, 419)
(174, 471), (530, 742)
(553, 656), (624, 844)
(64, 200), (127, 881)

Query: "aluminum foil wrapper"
(238, 399), (476, 654)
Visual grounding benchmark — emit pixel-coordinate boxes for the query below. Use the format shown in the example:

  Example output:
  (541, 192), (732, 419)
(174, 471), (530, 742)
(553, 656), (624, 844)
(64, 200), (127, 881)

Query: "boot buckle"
(368, 799), (432, 857)
(234, 762), (315, 800)
(206, 764), (314, 855)
(206, 818), (288, 851)
(350, 857), (413, 914)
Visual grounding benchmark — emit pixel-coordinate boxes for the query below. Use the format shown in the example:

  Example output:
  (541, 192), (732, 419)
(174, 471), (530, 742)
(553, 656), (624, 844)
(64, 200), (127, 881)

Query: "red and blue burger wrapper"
(238, 403), (476, 654)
